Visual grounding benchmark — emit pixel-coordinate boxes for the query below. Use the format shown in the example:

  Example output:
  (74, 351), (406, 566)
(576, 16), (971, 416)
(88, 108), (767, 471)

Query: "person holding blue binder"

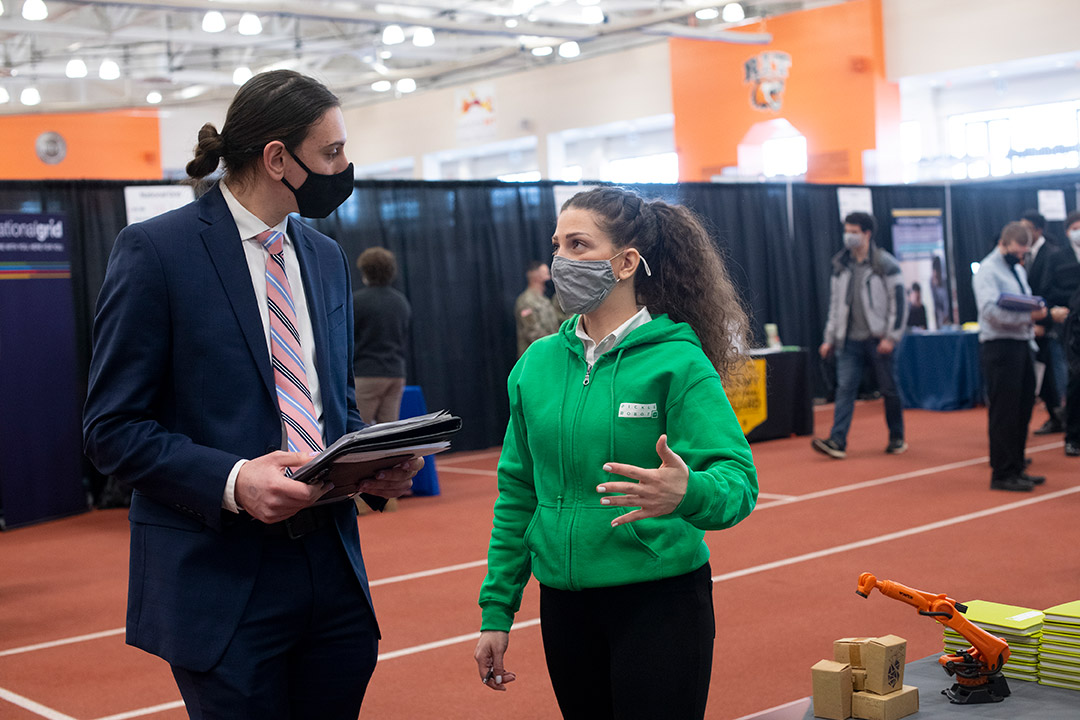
(972, 221), (1057, 491)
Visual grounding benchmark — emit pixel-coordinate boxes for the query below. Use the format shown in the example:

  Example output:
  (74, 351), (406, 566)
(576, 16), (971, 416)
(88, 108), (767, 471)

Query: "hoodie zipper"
(583, 362), (592, 386)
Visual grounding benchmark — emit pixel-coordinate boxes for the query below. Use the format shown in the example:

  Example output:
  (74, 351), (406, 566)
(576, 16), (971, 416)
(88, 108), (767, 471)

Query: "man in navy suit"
(84, 71), (420, 718)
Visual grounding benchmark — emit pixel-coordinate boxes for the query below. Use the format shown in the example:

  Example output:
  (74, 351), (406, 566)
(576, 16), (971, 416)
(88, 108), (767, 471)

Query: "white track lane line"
(436, 466), (498, 476)
(369, 559), (488, 587)
(0, 628), (125, 658)
(0, 687), (78, 720)
(92, 701), (186, 720)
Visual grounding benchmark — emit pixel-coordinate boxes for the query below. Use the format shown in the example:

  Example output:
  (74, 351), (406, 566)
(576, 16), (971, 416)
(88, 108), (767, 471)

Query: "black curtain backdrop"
(2, 173), (1077, 490)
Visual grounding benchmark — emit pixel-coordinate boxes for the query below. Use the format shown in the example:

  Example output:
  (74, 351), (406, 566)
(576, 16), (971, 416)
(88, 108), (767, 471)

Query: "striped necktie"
(258, 229), (323, 455)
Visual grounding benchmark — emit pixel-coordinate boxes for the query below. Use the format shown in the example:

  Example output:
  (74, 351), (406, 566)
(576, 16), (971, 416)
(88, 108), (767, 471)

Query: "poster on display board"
(124, 185), (195, 226)
(891, 209), (950, 331)
(0, 214), (87, 528)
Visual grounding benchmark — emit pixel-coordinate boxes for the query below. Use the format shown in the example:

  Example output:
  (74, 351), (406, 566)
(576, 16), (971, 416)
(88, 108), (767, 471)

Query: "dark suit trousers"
(171, 523), (378, 720)
(980, 339), (1036, 481)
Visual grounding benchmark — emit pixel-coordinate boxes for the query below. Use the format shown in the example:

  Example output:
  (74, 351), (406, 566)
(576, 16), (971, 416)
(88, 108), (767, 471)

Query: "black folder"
(293, 411), (461, 504)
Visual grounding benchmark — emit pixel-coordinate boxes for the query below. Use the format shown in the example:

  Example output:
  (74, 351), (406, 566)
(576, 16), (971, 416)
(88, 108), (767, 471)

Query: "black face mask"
(1004, 253), (1021, 266)
(282, 150), (354, 219)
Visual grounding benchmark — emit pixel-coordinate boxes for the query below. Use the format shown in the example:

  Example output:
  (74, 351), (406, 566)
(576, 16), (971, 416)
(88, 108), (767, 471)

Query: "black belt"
(263, 505), (336, 540)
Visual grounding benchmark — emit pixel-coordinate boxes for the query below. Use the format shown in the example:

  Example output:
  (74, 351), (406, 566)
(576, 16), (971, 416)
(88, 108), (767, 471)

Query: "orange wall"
(670, 0), (899, 184)
(0, 111), (161, 180)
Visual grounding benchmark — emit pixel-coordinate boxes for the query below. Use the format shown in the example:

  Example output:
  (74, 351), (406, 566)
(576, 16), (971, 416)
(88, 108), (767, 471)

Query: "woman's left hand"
(597, 434), (689, 527)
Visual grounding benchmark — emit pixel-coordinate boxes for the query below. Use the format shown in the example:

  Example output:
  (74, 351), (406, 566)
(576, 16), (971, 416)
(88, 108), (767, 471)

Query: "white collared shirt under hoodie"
(575, 306), (653, 367)
(220, 181), (324, 513)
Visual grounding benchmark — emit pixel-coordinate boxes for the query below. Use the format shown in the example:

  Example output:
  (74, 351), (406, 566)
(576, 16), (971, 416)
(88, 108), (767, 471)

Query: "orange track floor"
(2, 401), (1078, 719)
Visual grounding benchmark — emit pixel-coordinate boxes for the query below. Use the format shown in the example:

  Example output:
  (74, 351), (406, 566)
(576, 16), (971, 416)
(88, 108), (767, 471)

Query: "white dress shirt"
(220, 181), (324, 512)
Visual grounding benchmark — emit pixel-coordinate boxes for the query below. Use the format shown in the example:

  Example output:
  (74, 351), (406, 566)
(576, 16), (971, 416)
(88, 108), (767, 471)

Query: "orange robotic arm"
(856, 572), (1010, 676)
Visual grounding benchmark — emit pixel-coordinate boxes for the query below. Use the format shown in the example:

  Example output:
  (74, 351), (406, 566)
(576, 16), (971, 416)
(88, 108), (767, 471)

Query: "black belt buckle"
(284, 508), (318, 539)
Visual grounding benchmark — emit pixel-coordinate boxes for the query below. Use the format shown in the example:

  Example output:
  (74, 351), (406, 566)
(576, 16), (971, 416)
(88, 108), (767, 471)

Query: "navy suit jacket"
(84, 185), (375, 671)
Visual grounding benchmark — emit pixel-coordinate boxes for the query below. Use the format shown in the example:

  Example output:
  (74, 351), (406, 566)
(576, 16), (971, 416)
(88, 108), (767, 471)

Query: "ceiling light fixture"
(695, 8), (720, 21)
(722, 3), (745, 23)
(379, 50), (393, 59)
(147, 91), (162, 104)
(412, 27), (435, 47)
(382, 24), (405, 45)
(22, 0), (47, 21)
(558, 41), (580, 58)
(0, 87), (9, 104)
(99, 59), (120, 80)
(65, 58), (87, 78)
(582, 6), (604, 24)
(396, 77), (416, 93)
(233, 66), (253, 85)
(532, 46), (553, 57)
(202, 11), (226, 33)
(238, 13), (262, 36)
(21, 86), (41, 105)
(505, 18), (518, 28)
(371, 80), (392, 92)
(578, 0), (600, 5)
(0, 0), (5, 16)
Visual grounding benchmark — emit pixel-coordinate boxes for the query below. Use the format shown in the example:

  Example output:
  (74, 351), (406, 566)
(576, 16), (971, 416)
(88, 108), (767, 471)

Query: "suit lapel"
(199, 186), (276, 401)
(290, 218), (331, 400)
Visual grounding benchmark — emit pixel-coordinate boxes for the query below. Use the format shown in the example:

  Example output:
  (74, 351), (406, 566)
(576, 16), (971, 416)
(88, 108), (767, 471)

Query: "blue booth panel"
(399, 385), (440, 496)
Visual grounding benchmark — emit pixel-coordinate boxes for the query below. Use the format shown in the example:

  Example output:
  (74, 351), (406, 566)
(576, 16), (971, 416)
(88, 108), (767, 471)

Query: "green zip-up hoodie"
(479, 314), (758, 632)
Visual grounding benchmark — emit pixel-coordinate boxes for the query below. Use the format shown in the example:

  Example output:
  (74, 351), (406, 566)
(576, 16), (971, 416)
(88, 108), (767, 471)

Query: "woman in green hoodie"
(474, 187), (759, 719)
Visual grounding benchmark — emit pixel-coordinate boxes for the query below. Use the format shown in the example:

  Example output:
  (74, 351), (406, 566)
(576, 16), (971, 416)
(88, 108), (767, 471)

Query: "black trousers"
(980, 339), (1036, 481)
(1035, 335), (1062, 410)
(1066, 336), (1080, 445)
(539, 562), (715, 720)
(171, 524), (378, 720)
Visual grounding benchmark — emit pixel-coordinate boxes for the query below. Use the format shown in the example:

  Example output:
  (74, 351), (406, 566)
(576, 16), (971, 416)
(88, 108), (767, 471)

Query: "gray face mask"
(551, 252), (624, 315)
(843, 232), (863, 250)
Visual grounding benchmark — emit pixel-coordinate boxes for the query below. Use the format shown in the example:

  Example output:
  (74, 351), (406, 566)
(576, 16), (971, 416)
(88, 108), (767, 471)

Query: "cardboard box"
(812, 659), (852, 720)
(863, 635), (907, 695)
(852, 668), (867, 692)
(852, 685), (919, 720)
(834, 637), (874, 668)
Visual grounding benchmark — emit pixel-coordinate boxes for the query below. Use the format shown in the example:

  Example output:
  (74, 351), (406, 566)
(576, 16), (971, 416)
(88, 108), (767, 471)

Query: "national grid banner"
(0, 214), (87, 528)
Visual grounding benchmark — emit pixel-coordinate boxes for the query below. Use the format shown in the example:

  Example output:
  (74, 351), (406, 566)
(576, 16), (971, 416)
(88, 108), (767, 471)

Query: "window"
(761, 135), (807, 178)
(944, 99), (1080, 179)
(600, 152), (679, 184)
(497, 170), (542, 182)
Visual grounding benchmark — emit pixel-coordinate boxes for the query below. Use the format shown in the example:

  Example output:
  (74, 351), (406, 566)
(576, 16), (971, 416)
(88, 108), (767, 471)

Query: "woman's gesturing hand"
(597, 434), (689, 527)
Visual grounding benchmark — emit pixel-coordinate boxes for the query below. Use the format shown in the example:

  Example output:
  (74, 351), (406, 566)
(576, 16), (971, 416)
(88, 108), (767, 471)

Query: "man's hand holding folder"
(292, 411), (462, 505)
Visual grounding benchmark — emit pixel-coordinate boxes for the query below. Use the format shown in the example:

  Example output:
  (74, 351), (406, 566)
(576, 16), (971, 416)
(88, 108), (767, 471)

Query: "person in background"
(972, 221), (1065, 491)
(83, 70), (420, 717)
(353, 246), (411, 425)
(812, 211), (908, 459)
(474, 187), (758, 720)
(931, 255), (950, 328)
(1061, 210), (1080, 457)
(1021, 209), (1072, 435)
(514, 260), (564, 356)
(907, 282), (928, 330)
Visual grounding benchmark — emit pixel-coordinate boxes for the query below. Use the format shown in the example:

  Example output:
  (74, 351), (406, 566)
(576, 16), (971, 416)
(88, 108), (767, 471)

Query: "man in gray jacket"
(813, 212), (908, 459)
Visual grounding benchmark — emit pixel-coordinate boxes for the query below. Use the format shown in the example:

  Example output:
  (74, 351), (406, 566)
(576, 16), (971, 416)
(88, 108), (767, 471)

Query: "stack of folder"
(941, 600), (1044, 682)
(1038, 601), (1080, 691)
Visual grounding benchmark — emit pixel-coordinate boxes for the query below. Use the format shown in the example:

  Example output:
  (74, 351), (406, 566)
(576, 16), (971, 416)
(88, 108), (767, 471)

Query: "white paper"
(1037, 189), (1067, 221)
(837, 187), (873, 223)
